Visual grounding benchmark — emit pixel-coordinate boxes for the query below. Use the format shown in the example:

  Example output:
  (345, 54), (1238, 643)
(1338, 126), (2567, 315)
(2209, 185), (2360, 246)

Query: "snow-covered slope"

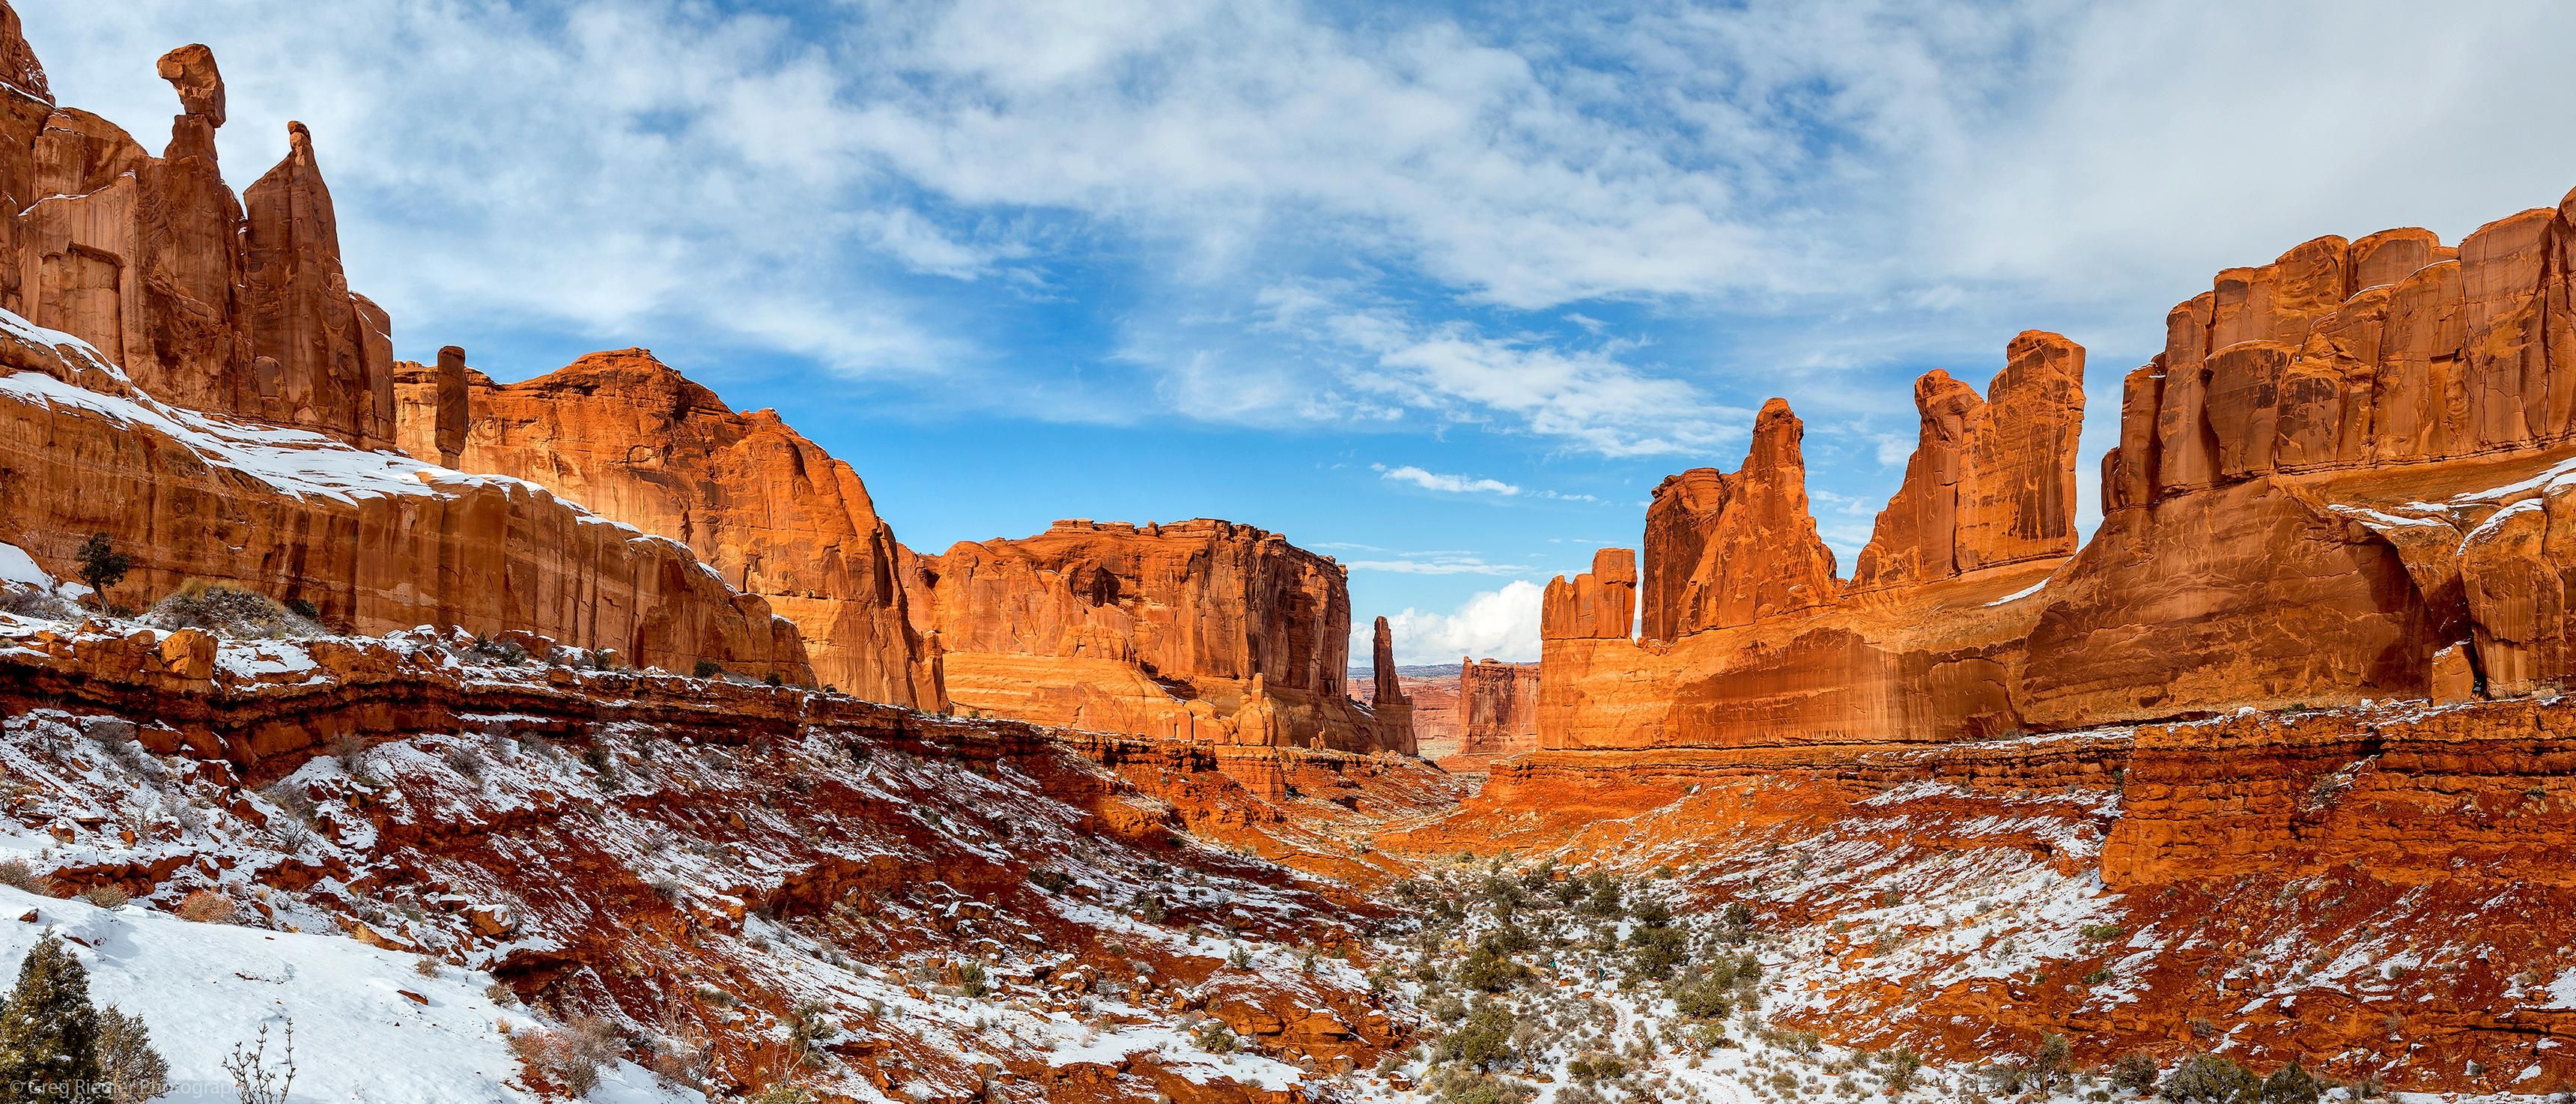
(0, 886), (690, 1103)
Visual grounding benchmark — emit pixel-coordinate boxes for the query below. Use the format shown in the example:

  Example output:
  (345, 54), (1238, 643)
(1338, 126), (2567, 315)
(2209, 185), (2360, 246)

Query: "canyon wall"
(1457, 658), (1540, 760)
(1543, 186), (2576, 751)
(7, 36), (394, 448)
(905, 519), (1413, 753)
(446, 348), (944, 710)
(0, 313), (812, 682)
(0, 20), (808, 685)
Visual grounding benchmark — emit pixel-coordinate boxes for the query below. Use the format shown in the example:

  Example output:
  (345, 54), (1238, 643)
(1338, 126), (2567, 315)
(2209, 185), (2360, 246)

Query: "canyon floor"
(5, 603), (2569, 1104)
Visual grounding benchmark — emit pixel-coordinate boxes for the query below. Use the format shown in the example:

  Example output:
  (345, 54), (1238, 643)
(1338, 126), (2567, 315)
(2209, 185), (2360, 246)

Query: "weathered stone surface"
(1853, 332), (2085, 591)
(1541, 548), (1635, 643)
(1457, 658), (1539, 761)
(0, 312), (809, 683)
(456, 348), (941, 709)
(907, 519), (1411, 752)
(243, 121), (394, 449)
(392, 345), (468, 467)
(1638, 400), (1837, 640)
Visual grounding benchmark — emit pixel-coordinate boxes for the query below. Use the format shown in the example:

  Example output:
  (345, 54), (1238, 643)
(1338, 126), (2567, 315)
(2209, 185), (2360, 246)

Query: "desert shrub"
(1192, 1019), (1239, 1054)
(1569, 1053), (1632, 1084)
(2110, 1052), (2162, 1094)
(1436, 1071), (1536, 1104)
(80, 885), (132, 909)
(2080, 923), (2126, 941)
(958, 962), (989, 998)
(1456, 944), (1529, 993)
(443, 746), (484, 780)
(150, 580), (321, 639)
(1626, 923), (1689, 982)
(511, 1016), (620, 1098)
(484, 980), (520, 1007)
(0, 584), (76, 621)
(1436, 1000), (1518, 1070)
(693, 660), (723, 679)
(1581, 871), (1624, 918)
(177, 889), (237, 923)
(2161, 1055), (2259, 1104)
(2259, 1062), (2321, 1104)
(2033, 1033), (2074, 1087)
(1672, 975), (1734, 1020)
(0, 859), (37, 891)
(1880, 1049), (1924, 1091)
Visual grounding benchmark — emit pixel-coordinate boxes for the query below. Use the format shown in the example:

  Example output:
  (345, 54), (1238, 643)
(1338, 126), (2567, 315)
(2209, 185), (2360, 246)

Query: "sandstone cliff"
(905, 518), (1412, 753)
(0, 19), (806, 685)
(1543, 185), (2576, 750)
(1851, 330), (2086, 592)
(448, 348), (944, 709)
(7, 37), (394, 448)
(1457, 658), (1540, 761)
(1638, 399), (1839, 640)
(0, 310), (811, 682)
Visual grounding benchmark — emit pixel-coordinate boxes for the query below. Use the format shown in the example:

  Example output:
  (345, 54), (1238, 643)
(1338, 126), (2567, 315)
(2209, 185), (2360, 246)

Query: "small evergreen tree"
(96, 1006), (168, 1104)
(0, 932), (106, 1103)
(73, 533), (130, 610)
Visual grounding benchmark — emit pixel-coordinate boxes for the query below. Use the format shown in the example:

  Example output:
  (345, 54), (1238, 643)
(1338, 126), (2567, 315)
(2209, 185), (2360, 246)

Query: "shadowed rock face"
(905, 519), (1414, 753)
(453, 348), (944, 710)
(1544, 186), (2576, 751)
(1638, 398), (1839, 642)
(1458, 658), (1540, 760)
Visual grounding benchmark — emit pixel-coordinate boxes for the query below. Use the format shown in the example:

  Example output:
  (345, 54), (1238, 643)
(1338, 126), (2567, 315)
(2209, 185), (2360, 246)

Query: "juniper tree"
(73, 533), (130, 610)
(0, 932), (106, 1103)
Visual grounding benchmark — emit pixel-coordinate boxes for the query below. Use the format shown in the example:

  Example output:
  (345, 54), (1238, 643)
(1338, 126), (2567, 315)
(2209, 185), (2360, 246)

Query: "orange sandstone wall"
(905, 519), (1412, 752)
(1458, 658), (1539, 759)
(451, 348), (944, 710)
(1543, 186), (2576, 752)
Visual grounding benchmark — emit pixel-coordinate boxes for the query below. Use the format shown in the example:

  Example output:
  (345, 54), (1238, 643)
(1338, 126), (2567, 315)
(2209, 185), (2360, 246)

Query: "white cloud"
(1373, 464), (1519, 497)
(1370, 580), (1546, 664)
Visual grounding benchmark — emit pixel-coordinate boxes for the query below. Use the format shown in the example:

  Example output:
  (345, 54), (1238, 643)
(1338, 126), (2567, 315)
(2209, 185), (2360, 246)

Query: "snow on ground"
(0, 886), (690, 1103)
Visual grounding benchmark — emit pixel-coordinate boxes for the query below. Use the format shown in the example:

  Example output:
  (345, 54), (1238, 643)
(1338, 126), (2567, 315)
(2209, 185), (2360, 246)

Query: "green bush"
(2161, 1055), (2259, 1104)
(1435, 1001), (1517, 1070)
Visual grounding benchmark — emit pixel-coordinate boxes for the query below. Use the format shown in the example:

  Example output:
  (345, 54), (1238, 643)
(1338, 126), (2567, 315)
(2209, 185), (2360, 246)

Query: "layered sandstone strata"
(5, 37), (394, 447)
(0, 311), (809, 682)
(449, 348), (944, 709)
(1457, 658), (1539, 760)
(905, 519), (1413, 753)
(1544, 187), (2576, 750)
(1850, 331), (2086, 592)
(1638, 399), (1839, 640)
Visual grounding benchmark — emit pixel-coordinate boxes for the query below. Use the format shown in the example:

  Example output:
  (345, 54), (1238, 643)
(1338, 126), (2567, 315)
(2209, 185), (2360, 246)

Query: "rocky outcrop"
(0, 311), (809, 682)
(1851, 331), (2086, 592)
(1638, 399), (1838, 640)
(392, 345), (468, 467)
(6, 36), (393, 447)
(906, 519), (1412, 752)
(1542, 548), (1636, 642)
(453, 348), (943, 709)
(1543, 184), (2576, 750)
(1457, 658), (1539, 760)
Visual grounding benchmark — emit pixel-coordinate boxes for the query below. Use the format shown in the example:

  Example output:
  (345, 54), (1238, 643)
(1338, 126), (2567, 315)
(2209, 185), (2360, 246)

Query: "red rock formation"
(453, 348), (943, 709)
(1638, 399), (1838, 640)
(1542, 548), (1636, 642)
(1, 37), (394, 447)
(1852, 332), (2086, 592)
(0, 314), (809, 682)
(907, 519), (1411, 752)
(392, 345), (468, 467)
(1543, 185), (2576, 750)
(1457, 658), (1539, 760)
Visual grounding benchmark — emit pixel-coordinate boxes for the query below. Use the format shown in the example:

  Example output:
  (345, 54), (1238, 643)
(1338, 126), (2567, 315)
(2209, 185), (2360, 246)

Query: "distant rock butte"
(1544, 188), (2576, 749)
(905, 518), (1415, 753)
(446, 348), (945, 710)
(1457, 658), (1540, 762)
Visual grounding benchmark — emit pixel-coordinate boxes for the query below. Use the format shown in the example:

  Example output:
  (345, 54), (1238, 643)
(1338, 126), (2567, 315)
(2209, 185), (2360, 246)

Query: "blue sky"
(29, 0), (2576, 663)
